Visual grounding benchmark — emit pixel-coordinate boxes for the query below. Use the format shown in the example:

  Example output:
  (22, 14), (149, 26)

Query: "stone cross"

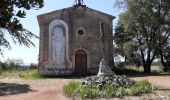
(74, 0), (85, 6)
(97, 22), (115, 76)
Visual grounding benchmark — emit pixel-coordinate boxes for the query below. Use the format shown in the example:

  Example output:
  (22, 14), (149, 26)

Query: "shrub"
(29, 63), (38, 69)
(63, 80), (153, 99)
(0, 58), (23, 70)
(133, 80), (153, 93)
(18, 70), (40, 79)
(63, 81), (81, 97)
(100, 85), (114, 98)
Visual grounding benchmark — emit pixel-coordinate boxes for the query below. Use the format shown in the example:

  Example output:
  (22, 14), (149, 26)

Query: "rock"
(97, 59), (115, 76)
(81, 75), (135, 88)
(81, 59), (134, 88)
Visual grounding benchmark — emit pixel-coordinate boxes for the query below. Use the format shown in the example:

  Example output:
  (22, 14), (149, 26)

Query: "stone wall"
(37, 6), (115, 76)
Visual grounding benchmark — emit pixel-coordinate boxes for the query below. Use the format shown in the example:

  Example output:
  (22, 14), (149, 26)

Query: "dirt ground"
(0, 74), (170, 100)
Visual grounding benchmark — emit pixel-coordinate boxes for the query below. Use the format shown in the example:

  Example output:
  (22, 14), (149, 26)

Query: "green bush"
(18, 70), (40, 79)
(0, 58), (23, 70)
(63, 81), (81, 97)
(29, 63), (38, 69)
(63, 80), (153, 99)
(133, 80), (153, 93)
(100, 85), (114, 98)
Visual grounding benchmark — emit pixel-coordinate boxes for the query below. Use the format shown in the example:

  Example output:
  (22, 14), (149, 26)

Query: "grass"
(63, 80), (153, 99)
(0, 69), (41, 79)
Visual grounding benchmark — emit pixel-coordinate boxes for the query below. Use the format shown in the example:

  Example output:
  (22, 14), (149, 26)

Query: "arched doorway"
(75, 50), (87, 74)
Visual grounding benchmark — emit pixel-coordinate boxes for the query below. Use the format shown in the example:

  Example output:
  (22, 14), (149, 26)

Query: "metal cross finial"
(78, 0), (81, 5)
(74, 0), (85, 6)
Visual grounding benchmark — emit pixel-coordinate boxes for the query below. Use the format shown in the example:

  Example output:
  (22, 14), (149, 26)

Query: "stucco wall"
(37, 6), (114, 76)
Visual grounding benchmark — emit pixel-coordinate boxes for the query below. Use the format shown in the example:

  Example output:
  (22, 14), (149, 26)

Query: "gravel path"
(0, 74), (170, 100)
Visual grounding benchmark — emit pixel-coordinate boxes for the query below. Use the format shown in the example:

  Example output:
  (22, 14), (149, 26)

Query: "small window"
(78, 30), (84, 35)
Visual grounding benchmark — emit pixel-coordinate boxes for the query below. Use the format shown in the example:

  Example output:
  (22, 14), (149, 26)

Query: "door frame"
(75, 50), (87, 73)
(73, 48), (90, 72)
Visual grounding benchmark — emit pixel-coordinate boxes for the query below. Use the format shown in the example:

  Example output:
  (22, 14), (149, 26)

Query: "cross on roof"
(74, 0), (86, 6)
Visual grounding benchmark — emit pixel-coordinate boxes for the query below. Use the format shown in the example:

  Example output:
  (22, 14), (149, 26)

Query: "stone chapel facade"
(37, 3), (115, 76)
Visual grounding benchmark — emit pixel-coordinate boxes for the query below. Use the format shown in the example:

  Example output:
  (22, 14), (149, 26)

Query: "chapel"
(37, 0), (115, 76)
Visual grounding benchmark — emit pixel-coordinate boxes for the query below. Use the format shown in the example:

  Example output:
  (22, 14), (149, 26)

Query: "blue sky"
(1, 0), (122, 65)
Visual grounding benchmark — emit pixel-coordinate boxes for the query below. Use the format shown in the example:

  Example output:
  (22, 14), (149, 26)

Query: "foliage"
(131, 80), (153, 94)
(114, 24), (142, 67)
(0, 69), (41, 79)
(114, 0), (126, 9)
(160, 46), (170, 71)
(18, 70), (40, 79)
(63, 81), (81, 97)
(0, 0), (44, 53)
(63, 80), (153, 99)
(29, 63), (38, 69)
(114, 0), (170, 73)
(0, 58), (23, 70)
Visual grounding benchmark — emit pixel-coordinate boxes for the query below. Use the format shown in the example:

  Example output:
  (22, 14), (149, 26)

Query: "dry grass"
(0, 70), (41, 79)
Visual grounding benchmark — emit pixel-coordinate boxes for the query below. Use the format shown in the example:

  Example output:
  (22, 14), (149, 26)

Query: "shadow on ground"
(113, 67), (170, 77)
(40, 73), (94, 79)
(0, 83), (36, 96)
(155, 88), (170, 91)
(128, 73), (170, 78)
(37, 67), (170, 79)
(39, 70), (170, 79)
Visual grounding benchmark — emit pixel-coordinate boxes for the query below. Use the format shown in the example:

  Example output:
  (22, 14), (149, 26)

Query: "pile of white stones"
(81, 59), (135, 89)
(81, 75), (135, 89)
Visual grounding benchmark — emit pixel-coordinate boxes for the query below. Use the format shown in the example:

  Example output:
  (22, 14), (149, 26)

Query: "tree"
(158, 40), (170, 71)
(115, 0), (170, 73)
(114, 20), (141, 67)
(155, 4), (170, 71)
(0, 0), (44, 54)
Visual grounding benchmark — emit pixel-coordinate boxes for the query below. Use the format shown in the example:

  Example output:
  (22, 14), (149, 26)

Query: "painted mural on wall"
(51, 26), (65, 68)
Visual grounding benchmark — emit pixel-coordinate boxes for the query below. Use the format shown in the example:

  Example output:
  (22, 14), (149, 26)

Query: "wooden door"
(75, 50), (87, 74)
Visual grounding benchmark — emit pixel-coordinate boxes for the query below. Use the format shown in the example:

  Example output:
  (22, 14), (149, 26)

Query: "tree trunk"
(143, 63), (151, 73)
(160, 55), (168, 71)
(140, 50), (154, 73)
